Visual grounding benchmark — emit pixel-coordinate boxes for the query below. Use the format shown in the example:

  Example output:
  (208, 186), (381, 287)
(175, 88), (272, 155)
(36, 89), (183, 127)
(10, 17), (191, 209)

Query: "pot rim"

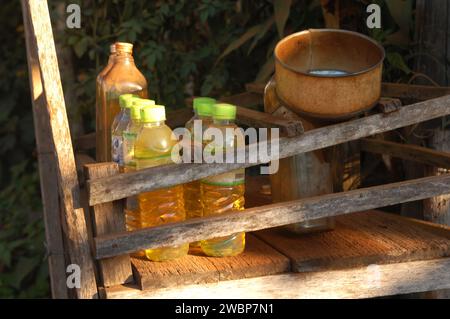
(274, 28), (385, 78)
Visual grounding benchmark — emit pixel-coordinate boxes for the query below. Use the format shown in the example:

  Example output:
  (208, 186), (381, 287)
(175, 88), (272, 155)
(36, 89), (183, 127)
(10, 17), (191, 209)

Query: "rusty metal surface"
(274, 29), (385, 119)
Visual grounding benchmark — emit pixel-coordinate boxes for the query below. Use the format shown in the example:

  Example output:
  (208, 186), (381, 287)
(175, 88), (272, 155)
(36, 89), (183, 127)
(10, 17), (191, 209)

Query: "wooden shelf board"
(131, 234), (290, 291)
(254, 210), (450, 273)
(104, 257), (450, 299)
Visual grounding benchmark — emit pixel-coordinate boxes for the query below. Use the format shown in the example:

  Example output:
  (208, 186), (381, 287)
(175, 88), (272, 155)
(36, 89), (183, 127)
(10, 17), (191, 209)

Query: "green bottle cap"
(130, 104), (142, 120)
(196, 99), (216, 117)
(119, 94), (138, 108)
(193, 97), (216, 112)
(213, 103), (236, 120)
(140, 105), (166, 123)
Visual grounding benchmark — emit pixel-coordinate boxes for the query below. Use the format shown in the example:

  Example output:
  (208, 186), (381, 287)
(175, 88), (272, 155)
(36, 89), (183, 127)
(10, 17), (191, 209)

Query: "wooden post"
(22, 0), (98, 299)
(84, 163), (133, 287)
(21, 0), (68, 299)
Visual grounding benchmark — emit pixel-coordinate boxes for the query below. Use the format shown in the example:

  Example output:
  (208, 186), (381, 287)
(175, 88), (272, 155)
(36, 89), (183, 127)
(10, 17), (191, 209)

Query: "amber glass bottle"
(96, 42), (148, 162)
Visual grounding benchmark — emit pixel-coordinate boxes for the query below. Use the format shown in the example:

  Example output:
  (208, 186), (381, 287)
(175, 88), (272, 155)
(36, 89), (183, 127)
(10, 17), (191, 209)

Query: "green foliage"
(62, 0), (323, 133)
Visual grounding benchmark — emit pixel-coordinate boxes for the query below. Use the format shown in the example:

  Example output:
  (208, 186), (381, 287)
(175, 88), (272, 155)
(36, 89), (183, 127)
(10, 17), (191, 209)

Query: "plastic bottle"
(134, 105), (188, 261)
(96, 42), (148, 162)
(111, 94), (138, 169)
(200, 103), (246, 257)
(122, 99), (153, 258)
(123, 99), (154, 173)
(184, 97), (216, 248)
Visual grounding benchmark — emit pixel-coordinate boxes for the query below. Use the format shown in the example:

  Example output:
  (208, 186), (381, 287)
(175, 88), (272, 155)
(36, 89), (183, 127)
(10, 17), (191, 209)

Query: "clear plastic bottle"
(184, 97), (216, 248)
(96, 42), (148, 162)
(134, 105), (188, 261)
(123, 99), (154, 173)
(200, 103), (246, 257)
(111, 94), (138, 169)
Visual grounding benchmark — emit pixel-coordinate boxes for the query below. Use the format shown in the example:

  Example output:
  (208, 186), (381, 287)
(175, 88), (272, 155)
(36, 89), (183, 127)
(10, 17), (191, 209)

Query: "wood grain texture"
(382, 83), (450, 101)
(84, 163), (133, 287)
(75, 153), (96, 187)
(25, 0), (98, 298)
(21, 0), (68, 299)
(377, 97), (402, 113)
(255, 210), (450, 272)
(22, 4), (69, 299)
(95, 173), (450, 259)
(87, 93), (450, 206)
(104, 258), (450, 299)
(131, 234), (290, 290)
(361, 138), (450, 169)
(235, 106), (304, 137)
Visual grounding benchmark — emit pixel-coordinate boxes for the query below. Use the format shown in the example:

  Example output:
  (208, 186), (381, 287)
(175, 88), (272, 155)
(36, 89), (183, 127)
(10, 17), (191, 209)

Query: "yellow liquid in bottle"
(201, 171), (245, 257)
(200, 119), (246, 257)
(135, 121), (188, 261)
(184, 116), (212, 248)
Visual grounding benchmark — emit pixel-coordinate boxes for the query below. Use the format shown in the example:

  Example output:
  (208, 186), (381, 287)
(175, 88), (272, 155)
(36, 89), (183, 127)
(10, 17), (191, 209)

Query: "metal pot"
(274, 29), (385, 120)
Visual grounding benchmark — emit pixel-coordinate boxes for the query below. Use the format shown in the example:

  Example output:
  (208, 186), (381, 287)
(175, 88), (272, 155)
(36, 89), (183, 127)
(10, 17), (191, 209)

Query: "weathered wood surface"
(84, 163), (133, 287)
(21, 1), (68, 299)
(246, 81), (450, 102)
(131, 234), (290, 290)
(87, 93), (450, 206)
(361, 138), (450, 169)
(95, 173), (450, 259)
(255, 210), (450, 272)
(235, 106), (304, 137)
(382, 83), (450, 101)
(75, 153), (96, 187)
(24, 0), (98, 299)
(104, 258), (450, 299)
(377, 97), (402, 113)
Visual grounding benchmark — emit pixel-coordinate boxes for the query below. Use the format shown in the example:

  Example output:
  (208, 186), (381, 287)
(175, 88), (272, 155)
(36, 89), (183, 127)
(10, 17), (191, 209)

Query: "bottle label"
(123, 131), (137, 168)
(201, 169), (245, 186)
(112, 135), (124, 165)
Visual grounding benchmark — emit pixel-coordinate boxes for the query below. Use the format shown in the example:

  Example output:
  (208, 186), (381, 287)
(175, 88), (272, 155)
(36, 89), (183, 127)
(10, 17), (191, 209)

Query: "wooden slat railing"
(95, 173), (450, 259)
(87, 94), (450, 206)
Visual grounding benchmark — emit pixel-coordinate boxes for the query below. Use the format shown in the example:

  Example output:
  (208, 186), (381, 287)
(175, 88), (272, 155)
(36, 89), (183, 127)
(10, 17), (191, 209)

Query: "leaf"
(386, 52), (411, 74)
(248, 16), (275, 55)
(255, 57), (275, 83)
(215, 24), (262, 64)
(273, 0), (292, 38)
(73, 37), (89, 58)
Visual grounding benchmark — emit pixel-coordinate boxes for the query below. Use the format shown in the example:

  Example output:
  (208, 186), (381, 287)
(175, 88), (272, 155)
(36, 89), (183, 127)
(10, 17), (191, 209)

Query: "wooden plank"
(87, 93), (450, 206)
(24, 0), (98, 299)
(95, 173), (450, 259)
(361, 138), (450, 169)
(21, 0), (68, 299)
(219, 92), (263, 108)
(84, 163), (133, 287)
(131, 234), (290, 290)
(246, 81), (450, 101)
(75, 153), (96, 187)
(381, 83), (450, 101)
(104, 258), (450, 299)
(235, 106), (304, 137)
(255, 210), (450, 272)
(377, 97), (402, 113)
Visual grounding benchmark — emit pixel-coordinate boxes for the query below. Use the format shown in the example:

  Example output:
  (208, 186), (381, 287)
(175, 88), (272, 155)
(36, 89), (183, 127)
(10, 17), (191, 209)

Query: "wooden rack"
(22, 0), (450, 299)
